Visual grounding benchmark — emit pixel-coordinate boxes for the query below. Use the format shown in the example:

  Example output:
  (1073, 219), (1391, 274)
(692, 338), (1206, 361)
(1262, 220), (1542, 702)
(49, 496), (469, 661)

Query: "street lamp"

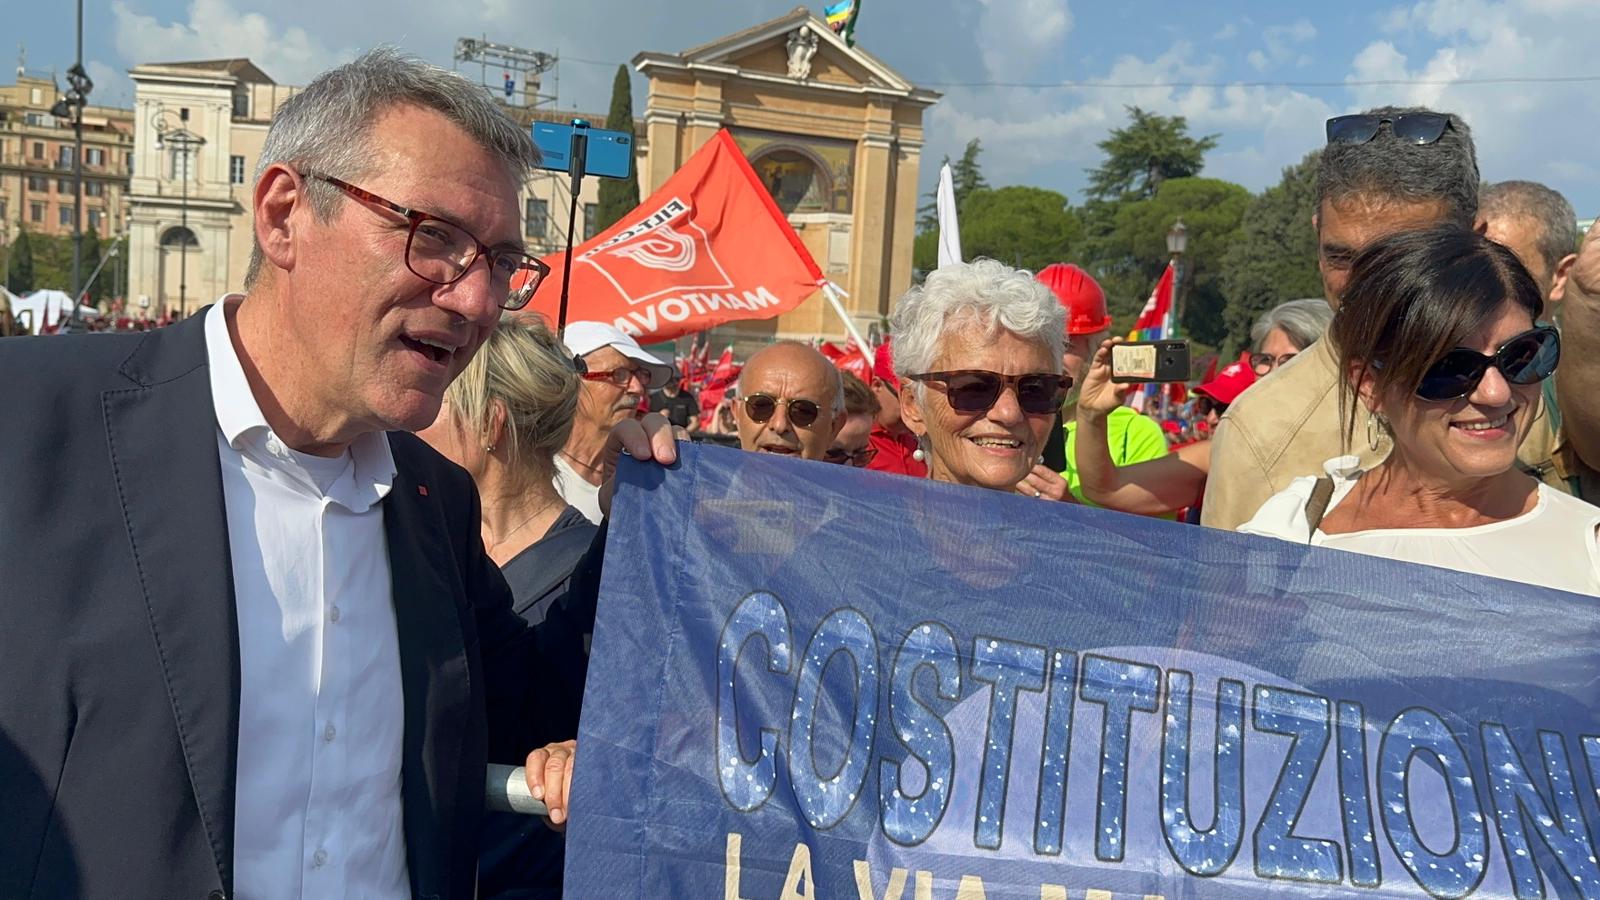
(1166, 219), (1188, 338)
(151, 106), (205, 317)
(49, 0), (92, 329)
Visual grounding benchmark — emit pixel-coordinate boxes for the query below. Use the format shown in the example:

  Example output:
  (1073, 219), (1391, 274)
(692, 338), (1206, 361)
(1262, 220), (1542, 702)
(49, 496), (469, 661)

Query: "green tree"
(950, 139), (988, 203)
(1218, 151), (1324, 352)
(7, 227), (34, 294)
(1088, 177), (1250, 347)
(594, 65), (641, 231)
(79, 226), (105, 303)
(913, 185), (1083, 273)
(1086, 106), (1219, 203)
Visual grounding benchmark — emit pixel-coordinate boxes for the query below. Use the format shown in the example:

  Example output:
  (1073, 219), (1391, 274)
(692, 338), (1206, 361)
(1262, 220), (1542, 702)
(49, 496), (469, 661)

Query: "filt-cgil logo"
(580, 197), (735, 306)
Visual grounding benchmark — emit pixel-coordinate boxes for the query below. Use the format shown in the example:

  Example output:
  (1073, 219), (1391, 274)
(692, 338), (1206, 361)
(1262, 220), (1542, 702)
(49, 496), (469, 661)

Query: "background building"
(635, 6), (938, 346)
(0, 71), (134, 255)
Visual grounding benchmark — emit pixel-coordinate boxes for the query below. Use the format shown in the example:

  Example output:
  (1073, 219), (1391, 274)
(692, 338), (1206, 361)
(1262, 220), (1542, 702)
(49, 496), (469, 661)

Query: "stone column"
(886, 137), (923, 313)
(848, 132), (893, 322)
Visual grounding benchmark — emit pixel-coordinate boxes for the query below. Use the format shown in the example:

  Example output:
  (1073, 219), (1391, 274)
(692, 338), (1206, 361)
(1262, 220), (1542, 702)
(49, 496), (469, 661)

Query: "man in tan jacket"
(1202, 106), (1480, 530)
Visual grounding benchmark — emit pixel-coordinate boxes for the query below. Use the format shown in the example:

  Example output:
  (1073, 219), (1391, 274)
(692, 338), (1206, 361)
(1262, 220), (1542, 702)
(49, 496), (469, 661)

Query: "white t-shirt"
(1239, 457), (1600, 596)
(553, 454), (604, 524)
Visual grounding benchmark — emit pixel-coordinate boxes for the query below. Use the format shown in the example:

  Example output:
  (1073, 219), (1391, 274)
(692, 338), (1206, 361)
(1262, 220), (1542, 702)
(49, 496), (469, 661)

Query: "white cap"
(562, 320), (676, 389)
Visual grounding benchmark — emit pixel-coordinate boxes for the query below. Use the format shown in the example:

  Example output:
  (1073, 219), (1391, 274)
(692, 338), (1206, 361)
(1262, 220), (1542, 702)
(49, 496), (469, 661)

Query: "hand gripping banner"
(522, 130), (824, 343)
(568, 444), (1600, 899)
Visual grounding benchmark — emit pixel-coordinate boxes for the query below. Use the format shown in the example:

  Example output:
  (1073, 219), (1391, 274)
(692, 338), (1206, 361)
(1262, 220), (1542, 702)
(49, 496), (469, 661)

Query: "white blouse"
(1239, 457), (1600, 596)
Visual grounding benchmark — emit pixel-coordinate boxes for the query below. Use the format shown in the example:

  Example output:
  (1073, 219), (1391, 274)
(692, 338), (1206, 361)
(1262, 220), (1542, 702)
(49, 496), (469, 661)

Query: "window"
(58, 179), (72, 194)
(171, 148), (194, 182)
(230, 155), (246, 185)
(29, 202), (43, 223)
(126, 151), (134, 174)
(0, 199), (7, 222)
(85, 147), (104, 167)
(85, 182), (104, 197)
(26, 175), (47, 192)
(88, 209), (102, 231)
(57, 145), (74, 168)
(29, 87), (42, 105)
(59, 205), (75, 227)
(31, 141), (44, 160)
(161, 226), (199, 248)
(583, 203), (600, 240)
(232, 92), (249, 118)
(525, 198), (548, 237)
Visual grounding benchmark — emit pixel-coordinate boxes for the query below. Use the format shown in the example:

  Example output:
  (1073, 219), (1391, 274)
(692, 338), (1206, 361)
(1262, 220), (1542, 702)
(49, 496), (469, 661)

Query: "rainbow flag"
(1128, 261), (1175, 341)
(824, 0), (862, 46)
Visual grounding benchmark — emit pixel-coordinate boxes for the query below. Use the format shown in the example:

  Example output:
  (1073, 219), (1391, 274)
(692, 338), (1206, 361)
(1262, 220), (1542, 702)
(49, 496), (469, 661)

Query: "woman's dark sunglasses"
(742, 393), (822, 428)
(824, 446), (878, 467)
(1413, 326), (1560, 402)
(907, 370), (1072, 415)
(1325, 113), (1452, 146)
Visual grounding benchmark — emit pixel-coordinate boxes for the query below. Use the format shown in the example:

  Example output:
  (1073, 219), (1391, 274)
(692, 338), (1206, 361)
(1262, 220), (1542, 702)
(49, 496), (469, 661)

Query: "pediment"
(678, 7), (914, 92)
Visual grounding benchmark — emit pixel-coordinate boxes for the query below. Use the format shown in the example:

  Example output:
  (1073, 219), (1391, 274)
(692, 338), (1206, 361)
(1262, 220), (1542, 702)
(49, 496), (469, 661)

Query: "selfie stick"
(556, 118), (589, 334)
(485, 764), (549, 816)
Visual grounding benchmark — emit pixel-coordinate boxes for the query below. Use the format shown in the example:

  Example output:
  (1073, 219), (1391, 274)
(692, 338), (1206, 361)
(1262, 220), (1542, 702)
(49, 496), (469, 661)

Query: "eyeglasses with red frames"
(309, 172), (550, 311)
(581, 365), (662, 391)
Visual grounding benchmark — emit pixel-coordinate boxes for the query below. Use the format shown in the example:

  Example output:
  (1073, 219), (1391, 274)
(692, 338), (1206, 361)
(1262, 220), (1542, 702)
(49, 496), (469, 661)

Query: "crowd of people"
(2, 46), (1598, 900)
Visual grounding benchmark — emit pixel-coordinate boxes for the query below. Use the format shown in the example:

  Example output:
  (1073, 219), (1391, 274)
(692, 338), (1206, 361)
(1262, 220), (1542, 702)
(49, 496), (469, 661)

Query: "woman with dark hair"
(1240, 225), (1598, 594)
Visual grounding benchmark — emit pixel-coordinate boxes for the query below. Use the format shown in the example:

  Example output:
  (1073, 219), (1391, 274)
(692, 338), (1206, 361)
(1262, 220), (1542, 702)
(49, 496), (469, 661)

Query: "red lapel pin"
(417, 484), (429, 497)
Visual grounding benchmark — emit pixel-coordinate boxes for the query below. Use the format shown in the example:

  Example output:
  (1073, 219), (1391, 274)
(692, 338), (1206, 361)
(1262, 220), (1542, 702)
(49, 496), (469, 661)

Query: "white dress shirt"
(552, 454), (604, 523)
(206, 298), (410, 899)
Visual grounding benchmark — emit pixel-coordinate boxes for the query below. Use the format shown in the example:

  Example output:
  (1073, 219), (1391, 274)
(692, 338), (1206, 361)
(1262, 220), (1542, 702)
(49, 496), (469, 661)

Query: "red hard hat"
(1036, 263), (1111, 335)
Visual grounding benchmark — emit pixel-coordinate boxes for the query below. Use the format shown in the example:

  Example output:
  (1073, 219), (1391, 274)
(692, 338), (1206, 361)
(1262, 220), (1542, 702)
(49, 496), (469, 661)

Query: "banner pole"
(556, 122), (590, 333)
(821, 281), (873, 355)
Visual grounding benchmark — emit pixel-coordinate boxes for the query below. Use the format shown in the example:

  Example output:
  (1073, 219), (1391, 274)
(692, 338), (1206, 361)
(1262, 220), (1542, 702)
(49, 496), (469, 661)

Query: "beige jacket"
(1201, 338), (1385, 530)
(1203, 336), (1575, 531)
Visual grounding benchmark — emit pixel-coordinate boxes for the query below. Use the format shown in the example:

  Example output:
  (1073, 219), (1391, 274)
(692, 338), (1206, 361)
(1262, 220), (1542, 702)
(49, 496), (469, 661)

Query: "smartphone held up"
(1110, 340), (1190, 384)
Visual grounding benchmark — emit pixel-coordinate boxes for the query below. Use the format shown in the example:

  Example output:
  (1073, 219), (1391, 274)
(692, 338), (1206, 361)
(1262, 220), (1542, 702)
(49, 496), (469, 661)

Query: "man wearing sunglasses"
(734, 341), (845, 461)
(556, 321), (676, 523)
(0, 50), (676, 900)
(1202, 104), (1482, 531)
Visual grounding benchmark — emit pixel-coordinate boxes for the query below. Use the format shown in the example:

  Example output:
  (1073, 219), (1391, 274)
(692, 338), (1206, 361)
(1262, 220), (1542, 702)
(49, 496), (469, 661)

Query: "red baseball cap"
(1036, 263), (1111, 335)
(1194, 352), (1258, 406)
(873, 338), (900, 391)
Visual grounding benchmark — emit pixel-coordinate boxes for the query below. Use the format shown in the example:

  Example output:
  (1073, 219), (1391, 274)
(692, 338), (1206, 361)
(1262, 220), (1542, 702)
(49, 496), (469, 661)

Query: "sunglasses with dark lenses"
(1412, 326), (1560, 402)
(742, 393), (822, 428)
(824, 446), (878, 468)
(1325, 113), (1452, 146)
(908, 370), (1072, 415)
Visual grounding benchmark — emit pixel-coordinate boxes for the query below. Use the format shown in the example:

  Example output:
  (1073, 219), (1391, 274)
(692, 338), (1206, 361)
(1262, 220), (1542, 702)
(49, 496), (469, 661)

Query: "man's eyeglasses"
(1250, 351), (1297, 375)
(824, 446), (878, 468)
(1409, 326), (1560, 402)
(742, 394), (823, 429)
(310, 172), (550, 311)
(906, 370), (1071, 416)
(581, 365), (661, 391)
(1325, 113), (1453, 147)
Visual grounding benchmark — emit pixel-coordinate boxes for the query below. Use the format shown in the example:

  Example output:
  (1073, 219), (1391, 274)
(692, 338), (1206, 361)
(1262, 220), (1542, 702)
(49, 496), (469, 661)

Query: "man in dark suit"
(0, 49), (665, 900)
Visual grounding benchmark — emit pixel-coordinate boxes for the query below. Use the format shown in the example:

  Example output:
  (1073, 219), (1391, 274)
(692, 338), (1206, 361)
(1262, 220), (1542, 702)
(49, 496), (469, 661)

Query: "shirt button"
(312, 848), (328, 868)
(324, 722), (337, 742)
(265, 436), (283, 455)
(329, 605), (341, 624)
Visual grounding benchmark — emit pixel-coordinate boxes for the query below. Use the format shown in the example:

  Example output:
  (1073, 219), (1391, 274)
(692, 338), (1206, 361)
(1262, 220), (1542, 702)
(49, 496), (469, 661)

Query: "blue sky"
(9, 0), (1600, 213)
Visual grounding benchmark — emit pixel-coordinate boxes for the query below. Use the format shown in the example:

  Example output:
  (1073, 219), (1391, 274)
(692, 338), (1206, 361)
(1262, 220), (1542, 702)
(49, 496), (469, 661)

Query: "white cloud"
(974, 0), (1073, 82)
(110, 0), (357, 85)
(1213, 23), (1240, 41)
(1346, 0), (1600, 210)
(1248, 19), (1317, 72)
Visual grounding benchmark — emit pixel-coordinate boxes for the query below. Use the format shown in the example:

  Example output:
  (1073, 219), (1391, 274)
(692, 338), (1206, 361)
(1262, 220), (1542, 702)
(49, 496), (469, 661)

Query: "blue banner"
(567, 444), (1600, 899)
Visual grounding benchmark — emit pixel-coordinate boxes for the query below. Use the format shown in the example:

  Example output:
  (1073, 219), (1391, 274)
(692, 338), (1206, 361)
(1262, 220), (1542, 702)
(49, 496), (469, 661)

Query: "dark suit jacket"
(0, 314), (583, 900)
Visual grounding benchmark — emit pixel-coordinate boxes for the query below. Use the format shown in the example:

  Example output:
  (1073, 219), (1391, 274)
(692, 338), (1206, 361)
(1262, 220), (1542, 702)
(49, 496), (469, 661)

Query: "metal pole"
(70, 0), (84, 325)
(179, 135), (189, 317)
(1170, 254), (1184, 340)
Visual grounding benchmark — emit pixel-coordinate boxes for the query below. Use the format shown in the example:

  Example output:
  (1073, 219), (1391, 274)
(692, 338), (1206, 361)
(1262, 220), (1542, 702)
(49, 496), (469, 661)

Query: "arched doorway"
(751, 148), (833, 215)
(159, 226), (201, 317)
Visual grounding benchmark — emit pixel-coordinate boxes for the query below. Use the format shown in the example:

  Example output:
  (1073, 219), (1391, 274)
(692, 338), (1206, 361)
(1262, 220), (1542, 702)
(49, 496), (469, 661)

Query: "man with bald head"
(734, 341), (845, 461)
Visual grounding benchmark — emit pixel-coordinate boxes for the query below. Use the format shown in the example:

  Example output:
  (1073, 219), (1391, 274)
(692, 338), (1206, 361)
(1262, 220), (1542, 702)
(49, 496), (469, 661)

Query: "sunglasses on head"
(1326, 112), (1452, 146)
(907, 370), (1071, 416)
(824, 445), (878, 468)
(742, 393), (823, 428)
(1407, 326), (1560, 402)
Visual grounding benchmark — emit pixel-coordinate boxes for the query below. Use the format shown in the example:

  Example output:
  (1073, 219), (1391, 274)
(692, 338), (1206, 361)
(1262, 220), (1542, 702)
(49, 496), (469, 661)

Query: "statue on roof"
(786, 28), (818, 80)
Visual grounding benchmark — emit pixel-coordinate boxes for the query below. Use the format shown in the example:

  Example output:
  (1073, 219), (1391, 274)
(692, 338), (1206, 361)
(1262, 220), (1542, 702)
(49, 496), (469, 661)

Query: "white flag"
(936, 163), (962, 269)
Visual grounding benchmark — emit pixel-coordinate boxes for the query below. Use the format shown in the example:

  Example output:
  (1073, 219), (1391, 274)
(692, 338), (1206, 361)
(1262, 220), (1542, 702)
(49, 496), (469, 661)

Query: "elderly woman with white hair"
(1250, 297), (1336, 377)
(891, 258), (1071, 493)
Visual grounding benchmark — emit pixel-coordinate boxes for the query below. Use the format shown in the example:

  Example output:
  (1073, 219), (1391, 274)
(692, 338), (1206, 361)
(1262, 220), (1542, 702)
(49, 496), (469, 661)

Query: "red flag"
(1129, 263), (1175, 339)
(818, 340), (873, 385)
(697, 346), (741, 430)
(521, 130), (824, 343)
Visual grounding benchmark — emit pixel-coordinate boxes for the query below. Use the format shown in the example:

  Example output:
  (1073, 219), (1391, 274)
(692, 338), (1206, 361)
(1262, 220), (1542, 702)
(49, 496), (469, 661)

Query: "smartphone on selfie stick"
(531, 119), (634, 330)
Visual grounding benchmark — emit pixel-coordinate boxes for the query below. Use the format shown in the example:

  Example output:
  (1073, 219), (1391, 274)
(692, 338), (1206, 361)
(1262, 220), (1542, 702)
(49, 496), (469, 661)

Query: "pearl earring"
(912, 448), (925, 462)
(485, 443), (496, 452)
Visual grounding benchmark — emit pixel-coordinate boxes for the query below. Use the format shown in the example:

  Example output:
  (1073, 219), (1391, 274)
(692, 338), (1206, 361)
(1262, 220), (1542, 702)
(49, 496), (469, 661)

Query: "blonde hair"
(443, 314), (579, 486)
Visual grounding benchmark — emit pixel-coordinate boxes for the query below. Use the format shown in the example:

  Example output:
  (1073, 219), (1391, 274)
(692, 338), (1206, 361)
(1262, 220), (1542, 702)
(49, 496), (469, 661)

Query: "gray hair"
(244, 46), (539, 287)
(1250, 298), (1335, 351)
(734, 340), (846, 415)
(890, 258), (1065, 401)
(1480, 180), (1579, 275)
(1318, 105), (1479, 226)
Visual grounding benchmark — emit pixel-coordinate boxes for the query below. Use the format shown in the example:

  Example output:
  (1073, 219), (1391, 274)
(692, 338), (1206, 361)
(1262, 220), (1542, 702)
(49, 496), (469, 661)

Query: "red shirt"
(866, 425), (927, 478)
